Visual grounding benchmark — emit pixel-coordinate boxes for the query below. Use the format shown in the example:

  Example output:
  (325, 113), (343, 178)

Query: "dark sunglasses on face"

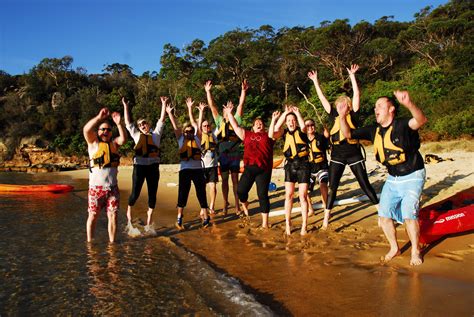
(138, 121), (148, 126)
(305, 124), (314, 127)
(184, 130), (193, 134)
(99, 128), (112, 132)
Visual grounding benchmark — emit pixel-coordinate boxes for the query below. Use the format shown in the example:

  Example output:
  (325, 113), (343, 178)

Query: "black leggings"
(177, 169), (208, 208)
(128, 163), (160, 209)
(237, 165), (272, 213)
(327, 159), (379, 210)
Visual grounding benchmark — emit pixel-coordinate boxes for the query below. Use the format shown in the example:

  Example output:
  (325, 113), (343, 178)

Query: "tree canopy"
(0, 0), (472, 162)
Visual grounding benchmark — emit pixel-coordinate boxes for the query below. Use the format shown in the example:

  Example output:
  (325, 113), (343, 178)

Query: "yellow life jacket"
(179, 138), (202, 161)
(308, 137), (326, 163)
(330, 114), (359, 145)
(134, 133), (160, 158)
(201, 132), (217, 153)
(216, 120), (240, 143)
(91, 142), (120, 168)
(283, 129), (310, 159)
(373, 126), (406, 165)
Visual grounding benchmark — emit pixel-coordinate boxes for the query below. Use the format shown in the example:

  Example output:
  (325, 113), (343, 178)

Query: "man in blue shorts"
(337, 90), (427, 266)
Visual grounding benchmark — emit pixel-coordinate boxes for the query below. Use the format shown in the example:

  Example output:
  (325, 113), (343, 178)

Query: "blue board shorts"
(378, 168), (426, 224)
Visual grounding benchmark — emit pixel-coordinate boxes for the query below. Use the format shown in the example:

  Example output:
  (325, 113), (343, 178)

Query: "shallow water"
(0, 172), (273, 315)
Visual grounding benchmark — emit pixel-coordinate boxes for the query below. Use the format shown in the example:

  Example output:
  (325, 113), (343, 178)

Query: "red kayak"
(419, 187), (474, 244)
(0, 184), (74, 193)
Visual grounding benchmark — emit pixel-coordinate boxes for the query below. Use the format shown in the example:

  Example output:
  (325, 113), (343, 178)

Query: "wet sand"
(64, 140), (474, 315)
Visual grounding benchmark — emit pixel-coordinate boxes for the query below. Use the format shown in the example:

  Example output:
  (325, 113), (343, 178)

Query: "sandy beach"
(63, 140), (474, 315)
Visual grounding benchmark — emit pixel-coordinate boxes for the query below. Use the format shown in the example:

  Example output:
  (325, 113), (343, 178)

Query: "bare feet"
(381, 248), (401, 263)
(285, 225), (291, 236)
(410, 252), (423, 266)
(322, 209), (331, 230)
(300, 229), (307, 236)
(308, 207), (314, 217)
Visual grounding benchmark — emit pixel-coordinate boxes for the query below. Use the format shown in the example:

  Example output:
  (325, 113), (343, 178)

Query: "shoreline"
(5, 140), (474, 315)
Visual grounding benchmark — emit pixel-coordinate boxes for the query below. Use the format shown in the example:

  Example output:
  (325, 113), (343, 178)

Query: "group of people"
(83, 64), (427, 266)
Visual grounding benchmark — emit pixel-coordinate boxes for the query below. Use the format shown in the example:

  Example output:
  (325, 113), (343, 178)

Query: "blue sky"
(1, 0), (448, 75)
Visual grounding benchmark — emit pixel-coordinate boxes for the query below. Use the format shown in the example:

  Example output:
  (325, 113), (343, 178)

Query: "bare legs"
(307, 182), (328, 217)
(107, 212), (116, 243)
(231, 172), (241, 214)
(221, 171), (240, 214)
(86, 213), (97, 243)
(405, 219), (422, 265)
(86, 212), (116, 243)
(208, 182), (217, 213)
(379, 216), (422, 265)
(221, 172), (230, 214)
(284, 182), (309, 236)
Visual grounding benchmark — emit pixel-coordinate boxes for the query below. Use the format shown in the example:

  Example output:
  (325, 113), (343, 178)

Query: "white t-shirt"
(126, 120), (164, 165)
(177, 135), (203, 171)
(88, 141), (118, 187)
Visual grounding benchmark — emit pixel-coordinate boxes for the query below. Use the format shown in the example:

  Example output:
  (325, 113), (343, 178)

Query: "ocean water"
(0, 172), (273, 316)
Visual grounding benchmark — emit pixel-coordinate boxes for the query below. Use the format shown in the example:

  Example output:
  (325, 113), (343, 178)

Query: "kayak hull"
(419, 187), (474, 244)
(0, 184), (74, 193)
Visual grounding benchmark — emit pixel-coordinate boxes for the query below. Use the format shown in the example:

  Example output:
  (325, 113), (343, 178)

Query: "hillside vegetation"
(0, 0), (472, 163)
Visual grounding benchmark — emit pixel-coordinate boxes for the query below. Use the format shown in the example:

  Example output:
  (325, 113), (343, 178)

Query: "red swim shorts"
(88, 185), (120, 216)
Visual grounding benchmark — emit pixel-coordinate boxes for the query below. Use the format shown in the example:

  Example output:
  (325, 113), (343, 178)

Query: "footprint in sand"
(449, 249), (474, 256)
(435, 252), (464, 262)
(353, 242), (371, 250)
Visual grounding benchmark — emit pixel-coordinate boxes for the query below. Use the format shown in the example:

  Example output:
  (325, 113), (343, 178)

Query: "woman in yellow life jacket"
(123, 97), (166, 235)
(274, 105), (311, 236)
(198, 103), (219, 214)
(304, 119), (330, 217)
(166, 98), (210, 230)
(308, 64), (379, 229)
(205, 79), (248, 215)
(83, 108), (126, 243)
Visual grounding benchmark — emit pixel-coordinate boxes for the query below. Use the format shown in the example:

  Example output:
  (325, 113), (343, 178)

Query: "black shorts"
(203, 166), (219, 183)
(284, 159), (310, 184)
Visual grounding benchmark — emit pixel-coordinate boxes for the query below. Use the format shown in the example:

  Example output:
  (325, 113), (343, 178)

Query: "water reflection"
(86, 244), (121, 315)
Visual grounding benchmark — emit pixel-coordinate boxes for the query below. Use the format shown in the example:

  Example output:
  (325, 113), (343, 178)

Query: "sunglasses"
(99, 128), (112, 132)
(305, 124), (315, 127)
(184, 130), (194, 134)
(138, 121), (148, 126)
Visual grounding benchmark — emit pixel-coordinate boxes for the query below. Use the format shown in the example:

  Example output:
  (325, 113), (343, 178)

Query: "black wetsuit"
(327, 109), (379, 209)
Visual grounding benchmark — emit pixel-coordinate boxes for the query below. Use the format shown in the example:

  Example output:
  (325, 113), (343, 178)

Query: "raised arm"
(204, 80), (219, 120)
(308, 70), (332, 114)
(165, 104), (181, 139)
(336, 102), (352, 139)
(83, 108), (110, 144)
(197, 102), (207, 132)
(394, 90), (427, 130)
(268, 111), (280, 139)
(236, 79), (249, 117)
(323, 127), (330, 138)
(291, 106), (306, 132)
(158, 96), (168, 123)
(347, 64), (360, 112)
(111, 111), (126, 146)
(186, 97), (198, 131)
(122, 97), (132, 126)
(273, 105), (291, 139)
(223, 101), (245, 140)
